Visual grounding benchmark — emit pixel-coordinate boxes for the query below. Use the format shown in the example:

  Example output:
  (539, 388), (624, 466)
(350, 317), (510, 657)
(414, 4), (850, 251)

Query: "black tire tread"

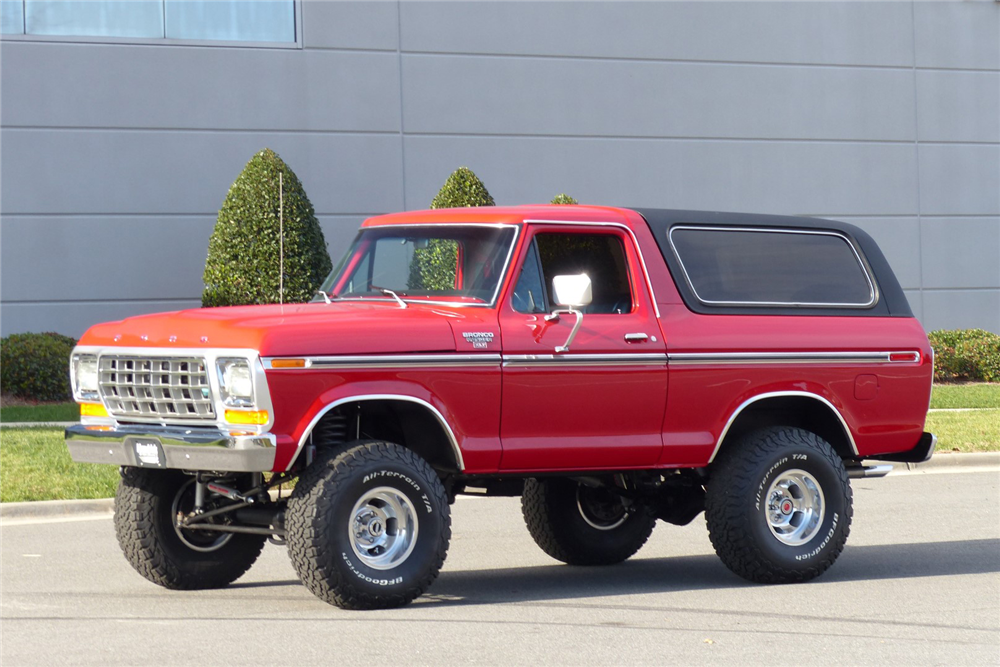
(285, 441), (451, 610)
(521, 478), (654, 566)
(114, 468), (265, 590)
(705, 426), (853, 584)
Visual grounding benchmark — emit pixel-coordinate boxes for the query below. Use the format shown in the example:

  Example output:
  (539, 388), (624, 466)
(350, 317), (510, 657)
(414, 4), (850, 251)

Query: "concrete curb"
(900, 451), (1000, 473)
(1, 453), (996, 521)
(0, 421), (76, 428)
(1, 497), (115, 521)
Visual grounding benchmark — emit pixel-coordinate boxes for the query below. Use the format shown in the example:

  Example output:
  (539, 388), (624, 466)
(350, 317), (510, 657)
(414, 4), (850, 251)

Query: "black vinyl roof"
(633, 208), (913, 318)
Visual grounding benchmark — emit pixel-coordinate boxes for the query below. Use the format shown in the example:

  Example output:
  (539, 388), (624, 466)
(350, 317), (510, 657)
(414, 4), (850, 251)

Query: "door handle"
(624, 333), (649, 343)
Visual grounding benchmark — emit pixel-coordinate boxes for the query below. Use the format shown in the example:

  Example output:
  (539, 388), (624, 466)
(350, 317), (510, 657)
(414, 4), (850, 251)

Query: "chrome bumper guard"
(65, 423), (277, 472)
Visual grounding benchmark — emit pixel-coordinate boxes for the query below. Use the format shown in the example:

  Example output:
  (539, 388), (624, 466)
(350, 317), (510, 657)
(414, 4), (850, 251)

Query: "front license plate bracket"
(128, 437), (166, 468)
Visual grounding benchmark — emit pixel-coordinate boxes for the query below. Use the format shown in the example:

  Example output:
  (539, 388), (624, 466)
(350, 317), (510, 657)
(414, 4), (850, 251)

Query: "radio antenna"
(279, 171), (284, 305)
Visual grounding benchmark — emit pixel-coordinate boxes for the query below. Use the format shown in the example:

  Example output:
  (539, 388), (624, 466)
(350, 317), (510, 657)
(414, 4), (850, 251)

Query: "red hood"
(77, 301), (490, 356)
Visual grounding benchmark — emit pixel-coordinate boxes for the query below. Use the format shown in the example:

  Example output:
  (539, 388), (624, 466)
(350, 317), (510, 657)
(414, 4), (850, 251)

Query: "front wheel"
(705, 427), (853, 583)
(285, 441), (451, 610)
(114, 468), (266, 590)
(521, 478), (655, 565)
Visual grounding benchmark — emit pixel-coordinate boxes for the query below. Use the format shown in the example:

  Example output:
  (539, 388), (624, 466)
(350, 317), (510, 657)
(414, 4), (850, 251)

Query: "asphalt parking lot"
(2, 469), (998, 666)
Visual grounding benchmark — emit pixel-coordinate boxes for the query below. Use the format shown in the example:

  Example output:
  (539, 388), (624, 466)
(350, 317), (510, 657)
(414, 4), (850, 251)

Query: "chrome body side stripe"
(503, 353), (667, 367)
(265, 351), (918, 369)
(668, 351), (921, 365)
(263, 354), (502, 370)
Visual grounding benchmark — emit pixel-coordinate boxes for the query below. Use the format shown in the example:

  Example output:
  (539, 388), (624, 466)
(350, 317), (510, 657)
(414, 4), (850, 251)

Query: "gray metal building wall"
(2, 1), (998, 337)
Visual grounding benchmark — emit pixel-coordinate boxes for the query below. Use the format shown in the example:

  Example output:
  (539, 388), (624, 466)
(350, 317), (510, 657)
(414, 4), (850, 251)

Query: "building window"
(1, 0), (24, 34)
(164, 1), (293, 42)
(2, 0), (296, 44)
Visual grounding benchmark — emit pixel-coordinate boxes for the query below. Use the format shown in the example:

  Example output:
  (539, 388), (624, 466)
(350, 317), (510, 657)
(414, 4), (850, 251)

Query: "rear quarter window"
(668, 227), (877, 308)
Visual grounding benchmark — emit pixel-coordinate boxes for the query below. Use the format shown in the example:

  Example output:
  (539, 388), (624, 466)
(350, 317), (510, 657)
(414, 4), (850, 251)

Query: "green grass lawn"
(925, 410), (999, 454)
(929, 383), (1000, 410)
(0, 427), (119, 503)
(0, 402), (78, 423)
(926, 383), (998, 453)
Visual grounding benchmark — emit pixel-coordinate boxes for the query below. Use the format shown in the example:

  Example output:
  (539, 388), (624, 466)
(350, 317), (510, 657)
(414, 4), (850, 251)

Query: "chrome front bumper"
(65, 423), (277, 472)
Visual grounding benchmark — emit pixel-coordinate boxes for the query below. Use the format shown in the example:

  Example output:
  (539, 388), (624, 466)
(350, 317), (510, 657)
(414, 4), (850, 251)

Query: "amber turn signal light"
(224, 409), (269, 425)
(271, 358), (307, 368)
(80, 402), (109, 418)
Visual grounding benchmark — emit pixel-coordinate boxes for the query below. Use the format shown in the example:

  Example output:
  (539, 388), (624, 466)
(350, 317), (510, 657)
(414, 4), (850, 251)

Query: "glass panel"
(25, 0), (163, 38)
(322, 226), (516, 306)
(511, 241), (547, 314)
(1, 0), (25, 34)
(670, 228), (875, 307)
(165, 0), (294, 42)
(534, 233), (633, 314)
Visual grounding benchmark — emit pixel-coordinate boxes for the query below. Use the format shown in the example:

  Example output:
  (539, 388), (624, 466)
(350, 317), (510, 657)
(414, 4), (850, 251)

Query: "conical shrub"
(202, 149), (332, 307)
(430, 166), (495, 209)
(551, 193), (578, 204)
(410, 167), (495, 290)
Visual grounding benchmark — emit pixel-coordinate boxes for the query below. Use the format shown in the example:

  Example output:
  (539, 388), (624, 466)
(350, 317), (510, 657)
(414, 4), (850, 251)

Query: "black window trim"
(523, 219), (661, 318)
(517, 225), (638, 316)
(667, 224), (880, 310)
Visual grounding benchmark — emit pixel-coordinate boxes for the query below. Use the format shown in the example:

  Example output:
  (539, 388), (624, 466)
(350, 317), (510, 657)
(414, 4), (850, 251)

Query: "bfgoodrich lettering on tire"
(705, 427), (853, 583)
(285, 441), (451, 610)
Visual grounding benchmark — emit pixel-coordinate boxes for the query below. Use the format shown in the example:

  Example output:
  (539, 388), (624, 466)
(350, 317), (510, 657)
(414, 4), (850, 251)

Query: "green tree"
(430, 166), (495, 209)
(410, 167), (495, 290)
(202, 149), (332, 307)
(551, 193), (578, 204)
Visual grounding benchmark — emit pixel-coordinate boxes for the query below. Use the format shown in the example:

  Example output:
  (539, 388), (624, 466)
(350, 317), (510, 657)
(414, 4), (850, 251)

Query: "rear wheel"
(114, 468), (266, 590)
(521, 478), (655, 565)
(285, 441), (451, 610)
(705, 427), (853, 583)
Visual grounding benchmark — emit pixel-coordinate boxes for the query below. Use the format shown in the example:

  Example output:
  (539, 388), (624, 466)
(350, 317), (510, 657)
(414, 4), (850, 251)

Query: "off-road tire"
(285, 441), (451, 610)
(705, 426), (853, 584)
(521, 478), (655, 565)
(114, 468), (266, 590)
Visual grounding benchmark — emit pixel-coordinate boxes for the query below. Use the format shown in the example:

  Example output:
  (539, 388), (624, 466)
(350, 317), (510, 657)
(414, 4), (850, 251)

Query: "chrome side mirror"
(546, 274), (592, 353)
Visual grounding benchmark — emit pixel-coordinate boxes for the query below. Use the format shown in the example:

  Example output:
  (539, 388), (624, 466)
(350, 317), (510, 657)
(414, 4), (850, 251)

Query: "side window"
(512, 241), (547, 313)
(515, 232), (633, 315)
(669, 227), (876, 307)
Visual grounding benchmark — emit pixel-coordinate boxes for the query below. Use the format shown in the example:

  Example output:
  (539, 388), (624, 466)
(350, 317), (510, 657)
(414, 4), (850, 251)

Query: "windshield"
(318, 225), (518, 306)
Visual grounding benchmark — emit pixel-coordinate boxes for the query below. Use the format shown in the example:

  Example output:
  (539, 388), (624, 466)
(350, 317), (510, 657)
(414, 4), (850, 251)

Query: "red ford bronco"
(66, 205), (935, 609)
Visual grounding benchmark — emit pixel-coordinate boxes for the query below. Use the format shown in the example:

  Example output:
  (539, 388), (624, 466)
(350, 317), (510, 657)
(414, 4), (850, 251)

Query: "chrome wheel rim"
(172, 478), (232, 553)
(349, 486), (419, 570)
(576, 485), (628, 531)
(765, 469), (825, 546)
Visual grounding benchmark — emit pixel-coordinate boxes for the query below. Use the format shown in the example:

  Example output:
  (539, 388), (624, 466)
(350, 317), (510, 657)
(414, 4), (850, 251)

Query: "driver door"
(498, 225), (667, 471)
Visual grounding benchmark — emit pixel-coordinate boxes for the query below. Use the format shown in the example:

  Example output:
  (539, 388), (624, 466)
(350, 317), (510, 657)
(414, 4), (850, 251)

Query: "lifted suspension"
(177, 471), (295, 539)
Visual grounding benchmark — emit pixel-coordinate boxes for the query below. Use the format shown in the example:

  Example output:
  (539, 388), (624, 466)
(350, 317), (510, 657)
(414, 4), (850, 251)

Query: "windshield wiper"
(370, 285), (407, 309)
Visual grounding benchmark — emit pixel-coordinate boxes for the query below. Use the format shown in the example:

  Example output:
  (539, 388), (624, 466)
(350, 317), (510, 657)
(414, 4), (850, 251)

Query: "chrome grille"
(99, 356), (215, 420)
